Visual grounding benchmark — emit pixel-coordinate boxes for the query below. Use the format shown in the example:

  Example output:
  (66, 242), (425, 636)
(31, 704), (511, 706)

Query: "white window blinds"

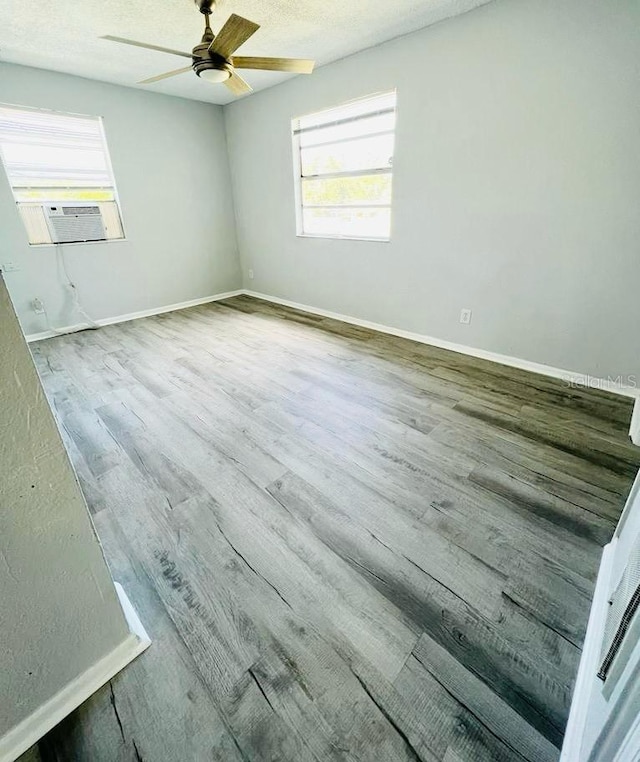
(0, 104), (125, 244)
(292, 91), (397, 241)
(0, 105), (114, 200)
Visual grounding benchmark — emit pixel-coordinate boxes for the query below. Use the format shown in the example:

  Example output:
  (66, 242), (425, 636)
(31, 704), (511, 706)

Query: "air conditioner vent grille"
(63, 206), (101, 216)
(45, 204), (106, 243)
(599, 541), (640, 680)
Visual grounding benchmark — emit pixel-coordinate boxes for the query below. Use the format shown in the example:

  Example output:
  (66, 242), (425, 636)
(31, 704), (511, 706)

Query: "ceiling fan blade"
(232, 56), (315, 74)
(137, 66), (192, 85)
(209, 14), (260, 59)
(224, 70), (253, 96)
(101, 36), (192, 59)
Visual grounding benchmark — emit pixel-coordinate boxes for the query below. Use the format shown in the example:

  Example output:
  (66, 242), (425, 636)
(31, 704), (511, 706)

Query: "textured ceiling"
(0, 0), (493, 105)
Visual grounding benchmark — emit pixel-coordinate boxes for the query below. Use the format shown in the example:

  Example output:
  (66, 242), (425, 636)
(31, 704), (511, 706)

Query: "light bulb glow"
(198, 67), (231, 83)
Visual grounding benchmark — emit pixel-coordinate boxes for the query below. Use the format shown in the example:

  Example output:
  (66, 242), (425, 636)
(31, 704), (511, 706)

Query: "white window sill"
(296, 233), (391, 243)
(27, 238), (127, 248)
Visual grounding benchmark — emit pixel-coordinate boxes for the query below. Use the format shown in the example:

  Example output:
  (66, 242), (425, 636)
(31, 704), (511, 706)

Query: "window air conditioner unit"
(44, 204), (107, 244)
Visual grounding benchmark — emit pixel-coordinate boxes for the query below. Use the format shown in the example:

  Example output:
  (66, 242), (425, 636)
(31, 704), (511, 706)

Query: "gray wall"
(224, 0), (640, 381)
(0, 63), (241, 337)
(0, 275), (130, 737)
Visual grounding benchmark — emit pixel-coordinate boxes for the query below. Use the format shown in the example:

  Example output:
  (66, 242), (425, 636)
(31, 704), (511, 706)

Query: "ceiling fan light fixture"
(104, 8), (316, 96)
(197, 66), (231, 83)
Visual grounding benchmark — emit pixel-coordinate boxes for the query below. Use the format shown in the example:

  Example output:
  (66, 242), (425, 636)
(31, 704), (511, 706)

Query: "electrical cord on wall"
(57, 243), (99, 329)
(43, 244), (100, 335)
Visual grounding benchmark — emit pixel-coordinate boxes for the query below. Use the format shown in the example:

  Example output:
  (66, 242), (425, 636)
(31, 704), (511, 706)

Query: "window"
(0, 104), (125, 245)
(292, 91), (397, 241)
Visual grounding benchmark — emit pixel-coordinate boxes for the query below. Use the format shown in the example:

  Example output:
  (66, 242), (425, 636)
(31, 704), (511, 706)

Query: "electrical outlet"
(248, 269), (254, 280)
(32, 298), (45, 315)
(459, 308), (472, 325)
(1, 262), (20, 272)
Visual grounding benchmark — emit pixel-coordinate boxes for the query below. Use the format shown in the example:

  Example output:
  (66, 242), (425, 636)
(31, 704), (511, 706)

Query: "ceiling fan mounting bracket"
(197, 8), (215, 45)
(196, 0), (216, 15)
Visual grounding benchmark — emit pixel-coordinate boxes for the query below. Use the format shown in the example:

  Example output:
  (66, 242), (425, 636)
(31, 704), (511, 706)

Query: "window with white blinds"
(0, 104), (125, 245)
(292, 91), (397, 241)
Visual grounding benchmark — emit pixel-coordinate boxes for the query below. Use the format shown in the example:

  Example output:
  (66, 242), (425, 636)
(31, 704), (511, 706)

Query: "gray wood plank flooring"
(26, 295), (640, 762)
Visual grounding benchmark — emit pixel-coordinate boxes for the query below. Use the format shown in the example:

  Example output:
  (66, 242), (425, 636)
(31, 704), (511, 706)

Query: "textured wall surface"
(0, 63), (241, 336)
(0, 275), (130, 736)
(225, 0), (640, 381)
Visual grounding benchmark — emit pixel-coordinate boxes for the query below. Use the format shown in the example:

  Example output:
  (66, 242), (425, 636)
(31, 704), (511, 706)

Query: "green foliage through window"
(292, 91), (397, 240)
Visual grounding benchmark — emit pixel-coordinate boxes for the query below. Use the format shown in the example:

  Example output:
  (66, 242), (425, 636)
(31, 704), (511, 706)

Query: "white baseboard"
(560, 541), (615, 762)
(243, 290), (640, 401)
(0, 583), (150, 762)
(25, 286), (640, 422)
(25, 289), (244, 343)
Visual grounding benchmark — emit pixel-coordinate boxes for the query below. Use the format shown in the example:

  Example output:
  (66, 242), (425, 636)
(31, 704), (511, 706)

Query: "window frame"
(291, 91), (397, 243)
(0, 102), (127, 247)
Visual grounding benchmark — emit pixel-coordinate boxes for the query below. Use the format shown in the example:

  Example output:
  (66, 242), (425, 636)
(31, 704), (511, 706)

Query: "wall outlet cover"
(460, 308), (472, 325)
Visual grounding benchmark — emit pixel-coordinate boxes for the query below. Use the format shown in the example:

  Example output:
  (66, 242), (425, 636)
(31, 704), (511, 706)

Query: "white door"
(562, 471), (640, 762)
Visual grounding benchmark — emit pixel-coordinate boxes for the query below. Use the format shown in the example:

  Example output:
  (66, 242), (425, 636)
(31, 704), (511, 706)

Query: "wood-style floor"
(27, 295), (640, 762)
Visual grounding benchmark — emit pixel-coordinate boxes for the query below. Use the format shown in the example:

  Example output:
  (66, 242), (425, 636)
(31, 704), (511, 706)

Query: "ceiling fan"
(102, 0), (315, 96)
